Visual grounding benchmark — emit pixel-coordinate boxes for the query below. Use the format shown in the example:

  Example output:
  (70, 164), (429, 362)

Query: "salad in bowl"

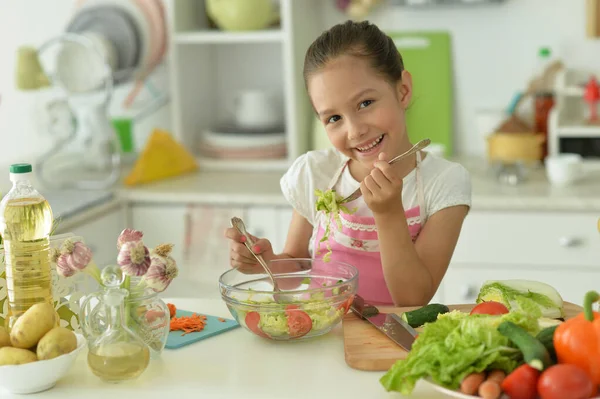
(219, 258), (358, 340)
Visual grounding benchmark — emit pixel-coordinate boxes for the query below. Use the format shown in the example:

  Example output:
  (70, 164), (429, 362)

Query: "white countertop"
(4, 156), (600, 222)
(1, 297), (442, 399)
(116, 157), (600, 212)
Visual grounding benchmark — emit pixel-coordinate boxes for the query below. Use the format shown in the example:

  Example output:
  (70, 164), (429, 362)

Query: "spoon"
(340, 138), (431, 204)
(230, 217), (281, 294)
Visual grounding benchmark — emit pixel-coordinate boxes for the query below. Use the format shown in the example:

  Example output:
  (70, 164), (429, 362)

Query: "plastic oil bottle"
(0, 163), (54, 330)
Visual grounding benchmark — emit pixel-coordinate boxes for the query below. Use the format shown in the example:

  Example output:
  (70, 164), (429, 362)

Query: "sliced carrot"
(218, 317), (226, 322)
(167, 303), (177, 319)
(170, 313), (207, 336)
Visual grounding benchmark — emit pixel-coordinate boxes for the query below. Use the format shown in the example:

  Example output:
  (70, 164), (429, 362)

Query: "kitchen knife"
(350, 295), (417, 351)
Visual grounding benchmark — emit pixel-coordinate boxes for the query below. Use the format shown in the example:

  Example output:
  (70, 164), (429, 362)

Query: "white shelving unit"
(164, 0), (323, 172)
(548, 68), (600, 157)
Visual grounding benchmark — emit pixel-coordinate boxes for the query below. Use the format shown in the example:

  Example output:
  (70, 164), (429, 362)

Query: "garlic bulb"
(118, 240), (151, 276)
(55, 240), (93, 277)
(56, 254), (76, 278)
(144, 254), (179, 293)
(117, 228), (144, 250)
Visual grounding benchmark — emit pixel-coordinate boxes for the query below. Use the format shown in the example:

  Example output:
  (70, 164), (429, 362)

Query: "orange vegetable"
(554, 290), (600, 385)
(167, 303), (177, 319)
(218, 318), (226, 323)
(170, 313), (207, 336)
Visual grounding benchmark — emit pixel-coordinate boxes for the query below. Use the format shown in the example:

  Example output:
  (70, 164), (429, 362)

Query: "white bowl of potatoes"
(0, 302), (86, 394)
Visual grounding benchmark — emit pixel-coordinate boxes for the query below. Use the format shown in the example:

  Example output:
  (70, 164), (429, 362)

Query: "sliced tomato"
(501, 364), (540, 399)
(244, 311), (270, 339)
(538, 364), (597, 399)
(470, 301), (509, 315)
(285, 304), (299, 311)
(337, 296), (354, 314)
(285, 309), (312, 338)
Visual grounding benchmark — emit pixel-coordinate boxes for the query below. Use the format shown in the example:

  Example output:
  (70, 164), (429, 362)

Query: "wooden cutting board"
(342, 302), (583, 371)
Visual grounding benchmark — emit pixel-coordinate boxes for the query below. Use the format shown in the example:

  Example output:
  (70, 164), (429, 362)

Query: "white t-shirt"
(280, 147), (472, 236)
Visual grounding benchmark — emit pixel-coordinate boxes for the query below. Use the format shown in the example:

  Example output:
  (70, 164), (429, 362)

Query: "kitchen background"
(2, 0), (600, 164)
(1, 0), (600, 308)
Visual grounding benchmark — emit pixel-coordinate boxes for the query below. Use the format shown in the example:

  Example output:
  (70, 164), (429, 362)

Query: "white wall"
(0, 0), (75, 165)
(320, 0), (600, 156)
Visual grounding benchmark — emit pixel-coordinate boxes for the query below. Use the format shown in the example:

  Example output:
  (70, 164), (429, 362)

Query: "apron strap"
(415, 151), (427, 226)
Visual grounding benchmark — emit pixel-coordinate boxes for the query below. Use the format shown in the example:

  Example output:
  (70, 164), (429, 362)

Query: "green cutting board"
(387, 31), (454, 155)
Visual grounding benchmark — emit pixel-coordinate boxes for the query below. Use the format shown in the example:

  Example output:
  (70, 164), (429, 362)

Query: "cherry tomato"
(245, 311), (270, 339)
(501, 364), (540, 399)
(470, 301), (509, 315)
(538, 364), (597, 399)
(285, 308), (312, 338)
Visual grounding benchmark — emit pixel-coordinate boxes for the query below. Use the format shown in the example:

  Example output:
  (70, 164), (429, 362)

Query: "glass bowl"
(219, 258), (358, 341)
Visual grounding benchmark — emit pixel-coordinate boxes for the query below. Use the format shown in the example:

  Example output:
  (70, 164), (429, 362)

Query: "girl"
(225, 20), (471, 306)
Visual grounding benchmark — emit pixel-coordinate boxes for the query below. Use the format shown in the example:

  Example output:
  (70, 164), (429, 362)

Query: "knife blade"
(350, 294), (417, 351)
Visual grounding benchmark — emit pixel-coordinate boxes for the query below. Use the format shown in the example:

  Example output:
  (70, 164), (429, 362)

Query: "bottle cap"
(10, 164), (32, 174)
(539, 47), (551, 57)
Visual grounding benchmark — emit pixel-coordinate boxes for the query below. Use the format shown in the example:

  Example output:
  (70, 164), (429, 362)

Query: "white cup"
(233, 90), (283, 129)
(545, 153), (584, 186)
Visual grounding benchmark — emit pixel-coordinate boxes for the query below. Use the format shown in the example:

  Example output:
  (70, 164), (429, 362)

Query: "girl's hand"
(224, 228), (275, 274)
(361, 152), (404, 215)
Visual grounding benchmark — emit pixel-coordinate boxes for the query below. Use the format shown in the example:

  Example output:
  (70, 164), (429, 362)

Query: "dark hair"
(303, 20), (404, 88)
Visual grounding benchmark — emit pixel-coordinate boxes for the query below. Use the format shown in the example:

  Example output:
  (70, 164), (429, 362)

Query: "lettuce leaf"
(380, 310), (540, 395)
(476, 280), (564, 319)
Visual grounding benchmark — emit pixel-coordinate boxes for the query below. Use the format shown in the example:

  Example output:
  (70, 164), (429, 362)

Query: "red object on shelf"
(584, 76), (600, 122)
(535, 94), (554, 160)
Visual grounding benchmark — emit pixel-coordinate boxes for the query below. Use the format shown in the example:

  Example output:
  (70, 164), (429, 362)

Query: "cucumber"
(401, 303), (450, 327)
(497, 321), (553, 371)
(536, 325), (559, 362)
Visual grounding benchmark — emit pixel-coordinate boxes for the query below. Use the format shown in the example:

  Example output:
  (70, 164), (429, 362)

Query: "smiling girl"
(225, 20), (472, 306)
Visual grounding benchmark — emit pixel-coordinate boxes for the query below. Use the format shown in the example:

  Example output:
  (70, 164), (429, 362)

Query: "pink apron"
(313, 151), (427, 306)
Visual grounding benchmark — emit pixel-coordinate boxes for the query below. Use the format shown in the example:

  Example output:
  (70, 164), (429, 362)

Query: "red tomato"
(538, 364), (597, 399)
(285, 308), (312, 338)
(285, 304), (299, 311)
(470, 301), (509, 315)
(337, 296), (354, 314)
(244, 311), (270, 339)
(501, 364), (540, 399)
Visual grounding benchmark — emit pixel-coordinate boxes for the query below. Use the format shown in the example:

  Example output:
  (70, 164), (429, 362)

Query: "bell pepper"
(554, 290), (600, 384)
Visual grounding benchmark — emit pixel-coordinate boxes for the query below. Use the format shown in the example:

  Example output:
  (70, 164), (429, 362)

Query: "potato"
(0, 347), (37, 365)
(10, 303), (57, 349)
(0, 326), (10, 348)
(36, 327), (77, 360)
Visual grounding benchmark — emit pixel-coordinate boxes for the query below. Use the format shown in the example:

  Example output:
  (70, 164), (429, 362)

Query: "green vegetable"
(314, 189), (356, 262)
(401, 304), (450, 328)
(536, 324), (559, 362)
(497, 320), (553, 371)
(380, 310), (541, 395)
(477, 280), (564, 319)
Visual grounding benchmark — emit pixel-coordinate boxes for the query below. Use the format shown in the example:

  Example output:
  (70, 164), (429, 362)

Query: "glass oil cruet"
(80, 265), (150, 383)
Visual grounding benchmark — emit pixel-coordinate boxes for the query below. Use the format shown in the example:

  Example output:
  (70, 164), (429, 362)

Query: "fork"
(340, 138), (431, 204)
(230, 216), (281, 293)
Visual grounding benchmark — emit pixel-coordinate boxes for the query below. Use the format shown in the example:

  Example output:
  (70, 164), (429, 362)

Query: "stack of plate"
(198, 124), (287, 160)
(66, 0), (167, 86)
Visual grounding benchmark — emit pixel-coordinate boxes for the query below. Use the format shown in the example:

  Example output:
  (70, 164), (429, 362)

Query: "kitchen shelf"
(165, 0), (322, 172)
(175, 30), (284, 45)
(390, 0), (506, 6)
(196, 158), (290, 172)
(558, 86), (585, 97)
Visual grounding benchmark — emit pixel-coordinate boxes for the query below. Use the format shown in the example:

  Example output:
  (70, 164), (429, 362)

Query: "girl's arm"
(375, 205), (469, 306)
